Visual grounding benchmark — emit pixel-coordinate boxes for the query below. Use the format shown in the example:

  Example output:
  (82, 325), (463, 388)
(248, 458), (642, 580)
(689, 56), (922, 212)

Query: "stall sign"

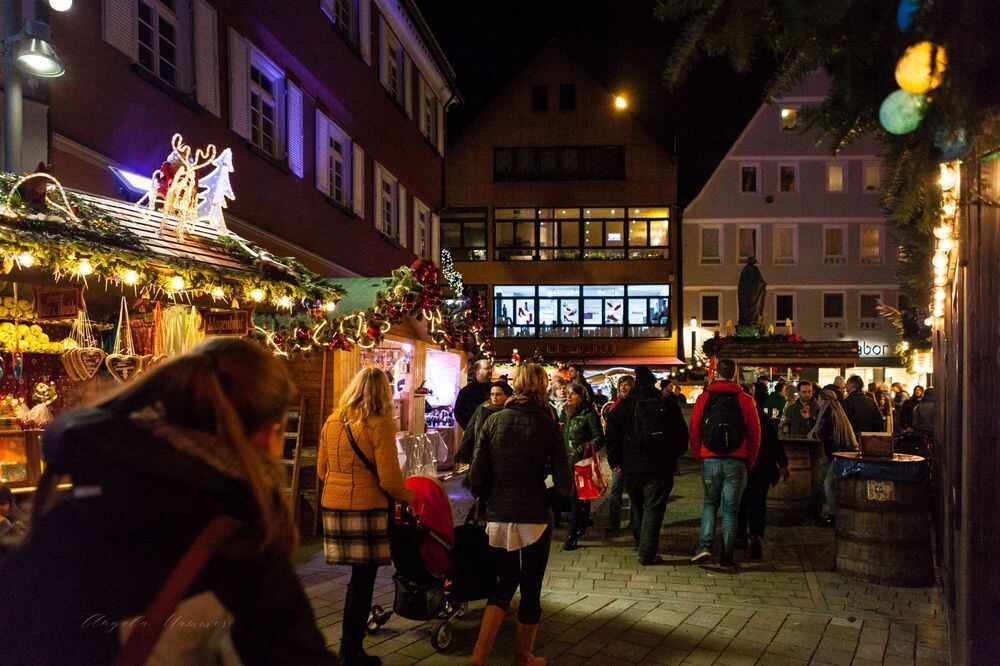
(542, 342), (617, 357)
(201, 310), (252, 336)
(857, 341), (893, 357)
(34, 287), (82, 321)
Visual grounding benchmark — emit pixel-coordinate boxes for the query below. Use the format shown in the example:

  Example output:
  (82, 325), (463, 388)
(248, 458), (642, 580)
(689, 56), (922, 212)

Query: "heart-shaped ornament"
(143, 355), (167, 372)
(106, 354), (142, 383)
(61, 347), (106, 381)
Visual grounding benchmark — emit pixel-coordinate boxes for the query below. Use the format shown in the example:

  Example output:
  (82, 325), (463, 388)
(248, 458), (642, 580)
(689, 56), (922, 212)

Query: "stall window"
(440, 209), (487, 261)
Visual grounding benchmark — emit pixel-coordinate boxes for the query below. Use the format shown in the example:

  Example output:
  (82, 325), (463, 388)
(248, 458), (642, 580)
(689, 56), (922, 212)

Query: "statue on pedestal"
(737, 256), (767, 327)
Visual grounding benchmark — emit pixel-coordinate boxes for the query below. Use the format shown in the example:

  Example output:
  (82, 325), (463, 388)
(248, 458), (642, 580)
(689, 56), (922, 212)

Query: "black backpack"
(631, 395), (687, 462)
(700, 392), (746, 454)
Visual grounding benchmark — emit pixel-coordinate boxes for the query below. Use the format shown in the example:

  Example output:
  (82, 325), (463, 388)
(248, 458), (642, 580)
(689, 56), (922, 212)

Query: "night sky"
(415, 0), (777, 207)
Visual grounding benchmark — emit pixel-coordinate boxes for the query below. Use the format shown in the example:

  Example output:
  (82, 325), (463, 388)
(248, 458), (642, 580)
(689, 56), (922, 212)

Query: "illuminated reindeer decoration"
(139, 134), (218, 240)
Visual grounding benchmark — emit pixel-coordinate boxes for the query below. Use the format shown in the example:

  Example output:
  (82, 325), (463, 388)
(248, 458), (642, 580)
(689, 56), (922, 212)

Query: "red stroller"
(366, 476), (492, 651)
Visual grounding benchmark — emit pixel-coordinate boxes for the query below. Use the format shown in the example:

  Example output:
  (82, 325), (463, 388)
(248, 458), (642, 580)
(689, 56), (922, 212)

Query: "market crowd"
(0, 341), (937, 665)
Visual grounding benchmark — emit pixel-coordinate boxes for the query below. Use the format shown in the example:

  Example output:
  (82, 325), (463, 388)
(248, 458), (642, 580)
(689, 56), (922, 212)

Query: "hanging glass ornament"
(933, 125), (970, 161)
(879, 89), (928, 134)
(895, 41), (947, 94)
(896, 0), (919, 30)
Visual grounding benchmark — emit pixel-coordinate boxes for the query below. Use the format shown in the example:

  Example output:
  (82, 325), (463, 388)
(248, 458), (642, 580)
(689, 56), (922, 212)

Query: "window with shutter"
(380, 20), (405, 106)
(431, 213), (440, 262)
(247, 50), (285, 157)
(398, 185), (408, 247)
(773, 226), (796, 264)
(228, 29), (251, 140)
(103, 0), (137, 59)
(738, 226), (759, 261)
(286, 81), (304, 177)
(193, 0), (220, 116)
(352, 144), (365, 217)
(414, 200), (430, 258)
(375, 163), (399, 239)
(137, 0), (179, 87)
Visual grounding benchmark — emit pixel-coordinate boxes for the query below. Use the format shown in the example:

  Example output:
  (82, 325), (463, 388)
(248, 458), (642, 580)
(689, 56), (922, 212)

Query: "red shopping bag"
(573, 442), (606, 500)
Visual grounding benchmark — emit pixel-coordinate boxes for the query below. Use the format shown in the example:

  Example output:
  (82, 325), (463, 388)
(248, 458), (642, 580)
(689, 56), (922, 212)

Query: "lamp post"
(3, 0), (67, 172)
(689, 316), (697, 365)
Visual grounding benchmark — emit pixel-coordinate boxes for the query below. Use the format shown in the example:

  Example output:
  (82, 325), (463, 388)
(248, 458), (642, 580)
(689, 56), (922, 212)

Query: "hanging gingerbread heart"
(106, 297), (143, 383)
(61, 307), (105, 382)
(106, 353), (142, 382)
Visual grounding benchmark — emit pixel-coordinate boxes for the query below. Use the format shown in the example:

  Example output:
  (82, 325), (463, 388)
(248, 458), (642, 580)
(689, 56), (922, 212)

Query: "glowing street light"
(614, 94), (628, 110)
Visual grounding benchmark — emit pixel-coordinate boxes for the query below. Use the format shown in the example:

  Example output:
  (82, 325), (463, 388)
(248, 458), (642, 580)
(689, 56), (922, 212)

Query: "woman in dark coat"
(0, 339), (336, 665)
(455, 381), (513, 465)
(737, 389), (789, 560)
(467, 363), (573, 666)
(560, 382), (604, 551)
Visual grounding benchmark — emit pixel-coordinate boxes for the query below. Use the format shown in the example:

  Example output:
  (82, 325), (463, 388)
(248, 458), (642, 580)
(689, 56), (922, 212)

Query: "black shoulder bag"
(342, 418), (396, 522)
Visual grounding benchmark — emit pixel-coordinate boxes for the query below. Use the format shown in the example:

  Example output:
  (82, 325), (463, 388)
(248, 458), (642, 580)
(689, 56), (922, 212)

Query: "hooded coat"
(560, 402), (604, 463)
(0, 407), (335, 665)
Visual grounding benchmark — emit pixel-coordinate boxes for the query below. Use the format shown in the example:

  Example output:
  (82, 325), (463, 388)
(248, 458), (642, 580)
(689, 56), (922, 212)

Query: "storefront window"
(494, 284), (670, 338)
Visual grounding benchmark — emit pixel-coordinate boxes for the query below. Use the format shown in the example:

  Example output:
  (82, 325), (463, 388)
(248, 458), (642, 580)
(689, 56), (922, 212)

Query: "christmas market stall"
(0, 136), (489, 509)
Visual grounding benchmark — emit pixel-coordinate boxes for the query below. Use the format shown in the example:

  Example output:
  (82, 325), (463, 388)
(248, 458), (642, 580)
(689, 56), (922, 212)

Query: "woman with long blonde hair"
(467, 363), (573, 665)
(0, 338), (336, 664)
(808, 388), (859, 527)
(319, 367), (413, 665)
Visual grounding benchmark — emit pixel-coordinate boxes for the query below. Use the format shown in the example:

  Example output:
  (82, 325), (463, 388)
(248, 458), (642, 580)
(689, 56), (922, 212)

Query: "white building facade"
(682, 73), (915, 387)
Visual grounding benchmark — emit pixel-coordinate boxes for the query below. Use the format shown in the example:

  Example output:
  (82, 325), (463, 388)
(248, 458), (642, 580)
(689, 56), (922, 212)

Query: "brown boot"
(466, 604), (506, 665)
(514, 622), (545, 665)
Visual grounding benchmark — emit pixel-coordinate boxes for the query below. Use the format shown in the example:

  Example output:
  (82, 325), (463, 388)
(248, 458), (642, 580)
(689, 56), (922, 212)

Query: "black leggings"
(487, 527), (552, 624)
(341, 564), (379, 656)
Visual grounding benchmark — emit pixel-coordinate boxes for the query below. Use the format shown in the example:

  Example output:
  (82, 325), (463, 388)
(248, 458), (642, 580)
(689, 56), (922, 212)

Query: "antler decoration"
(140, 133), (221, 241)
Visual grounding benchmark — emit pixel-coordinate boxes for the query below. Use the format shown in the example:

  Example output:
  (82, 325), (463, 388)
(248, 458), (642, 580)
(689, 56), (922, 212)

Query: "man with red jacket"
(688, 359), (761, 568)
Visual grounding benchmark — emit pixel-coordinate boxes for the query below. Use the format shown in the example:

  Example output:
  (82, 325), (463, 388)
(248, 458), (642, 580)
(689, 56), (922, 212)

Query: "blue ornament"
(897, 0), (919, 30)
(934, 125), (970, 160)
(879, 89), (928, 135)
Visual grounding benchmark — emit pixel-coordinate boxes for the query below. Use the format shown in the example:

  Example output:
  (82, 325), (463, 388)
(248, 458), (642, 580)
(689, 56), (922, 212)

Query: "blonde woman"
(808, 388), (859, 527)
(467, 363), (573, 666)
(319, 367), (413, 665)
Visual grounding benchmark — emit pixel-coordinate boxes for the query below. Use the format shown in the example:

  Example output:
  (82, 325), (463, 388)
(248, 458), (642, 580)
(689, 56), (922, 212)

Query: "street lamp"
(13, 21), (64, 77)
(4, 2), (65, 172)
(614, 94), (628, 110)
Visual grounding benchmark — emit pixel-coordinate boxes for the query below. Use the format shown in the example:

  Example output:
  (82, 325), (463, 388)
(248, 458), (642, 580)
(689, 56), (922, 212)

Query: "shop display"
(425, 407), (454, 429)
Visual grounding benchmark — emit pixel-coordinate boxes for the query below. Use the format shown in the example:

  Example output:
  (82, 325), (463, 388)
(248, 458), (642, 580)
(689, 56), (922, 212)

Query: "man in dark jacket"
(454, 359), (493, 429)
(779, 380), (818, 436)
(842, 375), (885, 437)
(688, 359), (761, 568)
(606, 366), (688, 566)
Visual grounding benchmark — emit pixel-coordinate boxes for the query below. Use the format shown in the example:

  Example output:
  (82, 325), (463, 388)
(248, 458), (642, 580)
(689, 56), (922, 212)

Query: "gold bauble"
(895, 41), (947, 94)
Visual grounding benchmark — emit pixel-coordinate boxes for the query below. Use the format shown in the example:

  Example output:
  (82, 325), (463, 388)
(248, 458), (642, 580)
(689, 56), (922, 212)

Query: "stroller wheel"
(430, 621), (453, 651)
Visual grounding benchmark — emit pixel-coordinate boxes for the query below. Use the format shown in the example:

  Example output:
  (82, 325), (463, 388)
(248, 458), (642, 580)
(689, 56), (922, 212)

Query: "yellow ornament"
(895, 41), (947, 94)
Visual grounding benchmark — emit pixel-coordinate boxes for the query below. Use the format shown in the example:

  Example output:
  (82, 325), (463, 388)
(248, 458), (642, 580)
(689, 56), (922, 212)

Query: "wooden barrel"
(834, 453), (933, 587)
(766, 437), (812, 525)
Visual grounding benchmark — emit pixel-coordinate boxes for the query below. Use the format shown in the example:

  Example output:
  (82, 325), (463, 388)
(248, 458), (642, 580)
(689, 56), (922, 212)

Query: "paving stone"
(763, 639), (816, 661)
(812, 647), (856, 666)
(566, 638), (605, 658)
(714, 648), (758, 666)
(725, 639), (768, 658)
(645, 645), (692, 665)
(678, 647), (720, 665)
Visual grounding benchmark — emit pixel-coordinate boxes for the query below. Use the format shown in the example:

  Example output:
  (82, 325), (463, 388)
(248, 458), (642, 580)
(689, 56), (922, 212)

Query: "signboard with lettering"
(857, 341), (893, 357)
(33, 287), (82, 321)
(201, 310), (252, 336)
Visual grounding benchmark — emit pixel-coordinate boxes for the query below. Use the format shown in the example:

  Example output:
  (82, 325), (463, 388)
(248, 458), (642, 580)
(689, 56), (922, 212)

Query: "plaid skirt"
(322, 509), (391, 566)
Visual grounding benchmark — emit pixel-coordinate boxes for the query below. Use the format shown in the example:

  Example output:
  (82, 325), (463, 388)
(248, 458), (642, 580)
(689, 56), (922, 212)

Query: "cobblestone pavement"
(295, 457), (950, 665)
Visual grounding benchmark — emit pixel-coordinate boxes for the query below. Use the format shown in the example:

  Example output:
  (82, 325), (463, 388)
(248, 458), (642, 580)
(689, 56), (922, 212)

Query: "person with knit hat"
(606, 366), (688, 565)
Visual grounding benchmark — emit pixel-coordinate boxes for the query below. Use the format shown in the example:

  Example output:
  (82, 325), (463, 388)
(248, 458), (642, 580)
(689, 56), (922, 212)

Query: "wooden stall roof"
(325, 277), (387, 317)
(71, 191), (255, 275)
(707, 340), (860, 366)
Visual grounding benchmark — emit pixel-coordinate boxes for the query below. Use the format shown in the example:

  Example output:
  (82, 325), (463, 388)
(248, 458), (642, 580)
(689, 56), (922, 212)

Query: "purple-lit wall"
(47, 0), (447, 277)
